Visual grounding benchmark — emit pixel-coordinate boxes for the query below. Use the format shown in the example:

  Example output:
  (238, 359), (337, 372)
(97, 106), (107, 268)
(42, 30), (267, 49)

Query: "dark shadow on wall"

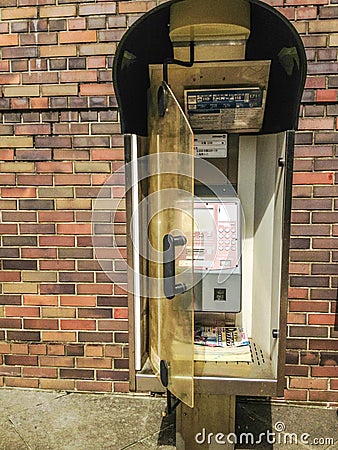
(236, 397), (273, 450)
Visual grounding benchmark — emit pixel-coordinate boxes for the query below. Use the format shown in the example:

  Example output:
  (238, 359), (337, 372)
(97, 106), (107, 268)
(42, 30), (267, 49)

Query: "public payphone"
(111, 0), (306, 446)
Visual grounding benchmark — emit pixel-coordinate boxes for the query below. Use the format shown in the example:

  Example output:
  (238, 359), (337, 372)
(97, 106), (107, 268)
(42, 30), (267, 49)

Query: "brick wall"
(0, 0), (153, 393)
(272, 0), (338, 405)
(0, 0), (337, 404)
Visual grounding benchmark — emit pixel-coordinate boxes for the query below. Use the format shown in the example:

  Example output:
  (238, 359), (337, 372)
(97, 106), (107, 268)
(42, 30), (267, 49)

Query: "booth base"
(176, 394), (235, 450)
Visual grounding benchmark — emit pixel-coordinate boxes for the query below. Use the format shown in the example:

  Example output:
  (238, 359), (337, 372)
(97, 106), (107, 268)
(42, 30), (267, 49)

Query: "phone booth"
(112, 0), (306, 448)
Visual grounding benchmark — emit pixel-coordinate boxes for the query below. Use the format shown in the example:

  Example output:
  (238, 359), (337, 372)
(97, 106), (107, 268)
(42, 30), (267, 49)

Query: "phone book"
(194, 326), (251, 362)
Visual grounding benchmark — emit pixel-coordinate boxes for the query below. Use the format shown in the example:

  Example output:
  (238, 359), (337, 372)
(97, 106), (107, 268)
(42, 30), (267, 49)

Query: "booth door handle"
(163, 234), (187, 300)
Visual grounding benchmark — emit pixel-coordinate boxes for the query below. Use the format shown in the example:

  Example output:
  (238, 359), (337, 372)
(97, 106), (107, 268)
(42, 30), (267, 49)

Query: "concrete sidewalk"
(0, 388), (337, 449)
(0, 389), (175, 450)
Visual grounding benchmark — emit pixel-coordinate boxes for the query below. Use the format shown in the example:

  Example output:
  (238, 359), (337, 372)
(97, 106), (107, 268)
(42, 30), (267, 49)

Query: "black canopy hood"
(113, 0), (306, 136)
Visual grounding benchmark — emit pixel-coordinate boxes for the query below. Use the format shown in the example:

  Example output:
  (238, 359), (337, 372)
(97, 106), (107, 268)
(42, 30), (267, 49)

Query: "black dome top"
(113, 0), (306, 136)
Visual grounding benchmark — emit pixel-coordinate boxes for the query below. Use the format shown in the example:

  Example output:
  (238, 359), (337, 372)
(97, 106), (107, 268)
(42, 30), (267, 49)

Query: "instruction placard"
(185, 87), (266, 133)
(194, 133), (228, 158)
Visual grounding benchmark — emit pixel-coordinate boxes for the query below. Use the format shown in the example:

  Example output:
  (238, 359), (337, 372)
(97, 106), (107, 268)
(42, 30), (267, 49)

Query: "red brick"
(311, 289), (337, 300)
(291, 225), (330, 236)
(6, 307), (40, 318)
(24, 319), (58, 330)
(288, 288), (309, 299)
(289, 301), (329, 312)
(297, 6), (318, 19)
(313, 238), (338, 249)
(289, 263), (309, 275)
(52, 124), (89, 135)
(39, 236), (75, 247)
(57, 224), (92, 235)
(60, 296), (96, 307)
(79, 3), (116, 15)
(0, 34), (19, 46)
(60, 320), (96, 330)
(77, 284), (113, 295)
(60, 368), (94, 379)
(298, 118), (334, 130)
(24, 295), (58, 306)
(0, 317), (22, 328)
(60, 70), (97, 83)
(0, 366), (21, 377)
(60, 30), (96, 44)
(316, 89), (337, 102)
(0, 149), (14, 161)
(331, 379), (338, 390)
(0, 273), (21, 282)
(96, 369), (128, 381)
(85, 345), (103, 357)
(5, 378), (39, 389)
(0, 74), (20, 84)
(68, 18), (86, 30)
(77, 357), (111, 369)
(118, 1), (156, 13)
(40, 356), (74, 367)
(287, 313), (306, 324)
(0, 60), (9, 71)
(0, 223), (18, 234)
(15, 124), (51, 135)
(308, 314), (336, 325)
(114, 382), (129, 393)
(276, 6), (295, 20)
(11, 98), (30, 109)
(55, 174), (90, 185)
(313, 211), (338, 223)
(11, 343), (28, 355)
(76, 381), (112, 392)
(1, 187), (36, 198)
(47, 344), (65, 356)
(0, 343), (11, 354)
(286, 339), (307, 350)
(320, 5), (338, 18)
(294, 145), (332, 157)
(79, 84), (114, 96)
(300, 352), (320, 365)
(88, 57), (106, 69)
(113, 308), (128, 319)
(293, 172), (333, 185)
(312, 366), (338, 377)
(23, 367), (57, 378)
(105, 345), (122, 358)
(18, 175), (53, 186)
(39, 211), (74, 222)
(5, 355), (38, 366)
(309, 390), (338, 402)
(290, 378), (327, 389)
(31, 98), (49, 109)
(0, 174), (16, 185)
(29, 344), (47, 355)
(42, 331), (76, 342)
(40, 260), (75, 271)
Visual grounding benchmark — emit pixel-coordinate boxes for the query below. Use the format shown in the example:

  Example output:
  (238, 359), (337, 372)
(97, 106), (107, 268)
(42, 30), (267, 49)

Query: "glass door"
(147, 81), (194, 408)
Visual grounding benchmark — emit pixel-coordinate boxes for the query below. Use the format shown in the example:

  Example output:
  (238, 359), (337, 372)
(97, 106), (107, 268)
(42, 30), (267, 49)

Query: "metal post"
(176, 394), (236, 450)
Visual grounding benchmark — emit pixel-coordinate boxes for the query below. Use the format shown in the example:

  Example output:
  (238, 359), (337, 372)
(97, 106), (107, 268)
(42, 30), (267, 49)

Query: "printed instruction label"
(185, 87), (265, 132)
(194, 133), (228, 158)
